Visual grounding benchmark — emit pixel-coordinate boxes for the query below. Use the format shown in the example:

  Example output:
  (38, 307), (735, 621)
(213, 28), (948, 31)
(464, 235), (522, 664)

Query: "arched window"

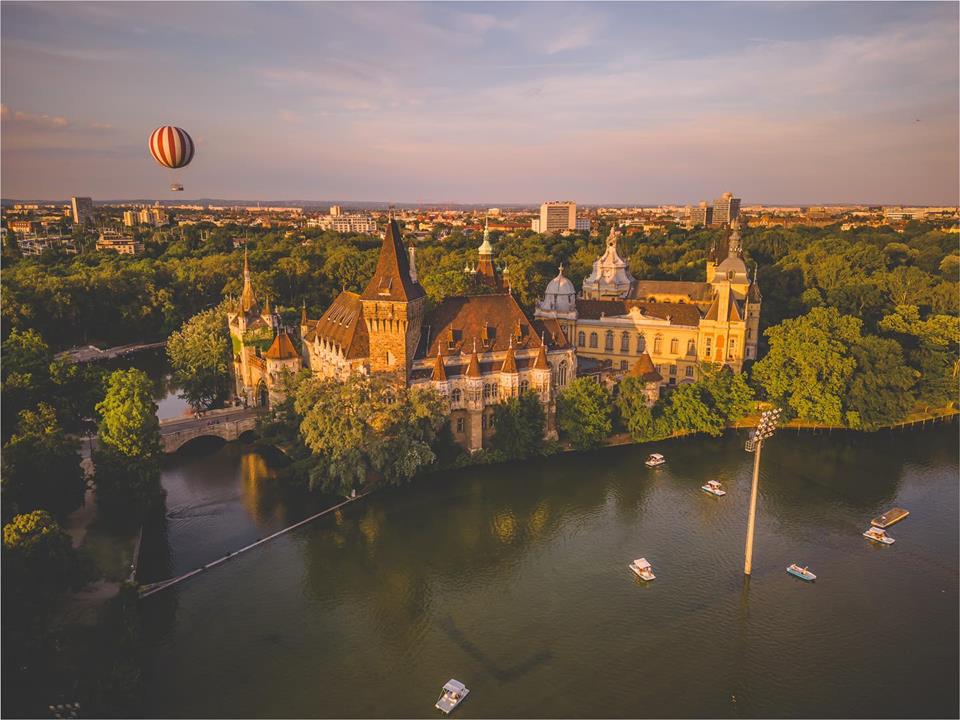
(456, 417), (465, 433)
(451, 388), (462, 402)
(687, 339), (696, 355)
(520, 379), (529, 394)
(670, 338), (679, 354)
(558, 360), (568, 386)
(589, 332), (598, 348)
(483, 383), (492, 399)
(637, 334), (646, 353)
(620, 332), (630, 352)
(653, 335), (662, 354)
(578, 331), (586, 347)
(605, 331), (614, 351)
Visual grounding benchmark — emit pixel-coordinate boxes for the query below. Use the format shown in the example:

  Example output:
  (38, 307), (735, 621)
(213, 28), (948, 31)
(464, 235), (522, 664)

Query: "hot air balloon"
(148, 126), (194, 191)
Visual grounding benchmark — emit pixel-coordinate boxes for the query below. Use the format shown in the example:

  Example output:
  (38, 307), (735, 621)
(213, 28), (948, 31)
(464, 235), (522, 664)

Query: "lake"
(140, 424), (958, 718)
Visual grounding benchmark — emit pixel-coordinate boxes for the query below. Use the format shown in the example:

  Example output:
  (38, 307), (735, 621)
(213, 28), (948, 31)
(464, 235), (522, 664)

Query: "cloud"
(277, 110), (303, 124)
(1, 104), (69, 129)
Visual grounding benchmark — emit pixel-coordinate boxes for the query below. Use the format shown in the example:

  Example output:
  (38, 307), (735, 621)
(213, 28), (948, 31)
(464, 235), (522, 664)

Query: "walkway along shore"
(138, 491), (369, 599)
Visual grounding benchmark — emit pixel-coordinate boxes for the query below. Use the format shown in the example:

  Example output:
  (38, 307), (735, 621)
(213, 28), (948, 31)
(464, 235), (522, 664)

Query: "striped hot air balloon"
(148, 126), (195, 169)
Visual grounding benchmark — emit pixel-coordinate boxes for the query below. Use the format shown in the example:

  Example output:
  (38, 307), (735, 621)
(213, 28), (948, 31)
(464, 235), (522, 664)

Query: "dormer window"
(377, 277), (393, 296)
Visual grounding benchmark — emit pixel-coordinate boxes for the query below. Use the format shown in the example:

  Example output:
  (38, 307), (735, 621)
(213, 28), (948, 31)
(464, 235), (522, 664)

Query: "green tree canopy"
(95, 368), (162, 459)
(3, 510), (85, 617)
(489, 392), (546, 460)
(167, 305), (232, 410)
(663, 383), (725, 436)
(615, 376), (657, 442)
(753, 307), (862, 424)
(846, 336), (917, 429)
(557, 378), (613, 451)
(698, 364), (755, 422)
(1, 403), (85, 521)
(294, 374), (447, 495)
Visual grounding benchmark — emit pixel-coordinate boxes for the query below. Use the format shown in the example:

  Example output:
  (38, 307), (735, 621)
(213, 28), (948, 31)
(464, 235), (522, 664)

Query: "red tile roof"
(264, 330), (299, 360)
(629, 352), (663, 382)
(306, 291), (369, 360)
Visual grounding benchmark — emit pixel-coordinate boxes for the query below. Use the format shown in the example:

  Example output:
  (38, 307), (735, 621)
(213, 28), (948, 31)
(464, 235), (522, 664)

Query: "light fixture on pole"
(743, 407), (782, 576)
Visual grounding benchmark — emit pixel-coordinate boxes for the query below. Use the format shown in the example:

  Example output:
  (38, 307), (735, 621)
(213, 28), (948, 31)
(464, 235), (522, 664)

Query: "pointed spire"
(478, 217), (493, 255)
(300, 301), (308, 327)
(532, 332), (549, 370)
(629, 352), (662, 382)
(240, 246), (258, 314)
(501, 339), (518, 374)
(465, 340), (481, 378)
(431, 347), (447, 382)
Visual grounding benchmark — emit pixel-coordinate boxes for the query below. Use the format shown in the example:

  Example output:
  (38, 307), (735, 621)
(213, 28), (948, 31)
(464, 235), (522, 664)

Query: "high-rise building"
(689, 201), (713, 227)
(71, 197), (94, 225)
(712, 192), (741, 226)
(329, 205), (343, 217)
(138, 208), (153, 225)
(123, 210), (137, 227)
(539, 201), (577, 233)
(575, 217), (591, 232)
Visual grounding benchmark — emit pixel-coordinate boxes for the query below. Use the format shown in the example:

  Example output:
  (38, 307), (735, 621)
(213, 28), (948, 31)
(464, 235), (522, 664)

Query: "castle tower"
(360, 219), (426, 377)
(475, 219), (500, 289)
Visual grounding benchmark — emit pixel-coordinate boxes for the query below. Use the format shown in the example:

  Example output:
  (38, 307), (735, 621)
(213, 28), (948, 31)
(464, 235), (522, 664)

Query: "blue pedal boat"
(786, 563), (816, 581)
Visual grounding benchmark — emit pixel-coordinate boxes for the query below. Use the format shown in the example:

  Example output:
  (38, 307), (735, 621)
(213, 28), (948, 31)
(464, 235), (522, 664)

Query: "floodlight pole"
(743, 408), (781, 577)
(743, 437), (764, 576)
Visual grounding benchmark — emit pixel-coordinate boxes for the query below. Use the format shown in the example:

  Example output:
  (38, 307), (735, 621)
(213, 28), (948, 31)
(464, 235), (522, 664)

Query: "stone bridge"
(159, 407), (262, 453)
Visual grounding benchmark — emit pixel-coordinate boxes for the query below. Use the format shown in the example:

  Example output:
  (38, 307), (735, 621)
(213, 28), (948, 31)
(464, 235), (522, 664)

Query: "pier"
(55, 341), (166, 364)
(139, 491), (369, 598)
(871, 507), (910, 528)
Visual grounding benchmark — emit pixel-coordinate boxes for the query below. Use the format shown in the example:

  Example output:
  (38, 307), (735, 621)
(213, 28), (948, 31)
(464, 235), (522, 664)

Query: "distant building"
(539, 201), (577, 233)
(712, 192), (741, 226)
(689, 201), (713, 227)
(7, 220), (34, 234)
(96, 231), (143, 255)
(575, 217), (591, 232)
(123, 210), (137, 227)
(330, 205), (343, 217)
(487, 208), (501, 217)
(530, 218), (541, 233)
(16, 233), (77, 256)
(71, 197), (94, 225)
(883, 207), (927, 221)
(308, 214), (377, 233)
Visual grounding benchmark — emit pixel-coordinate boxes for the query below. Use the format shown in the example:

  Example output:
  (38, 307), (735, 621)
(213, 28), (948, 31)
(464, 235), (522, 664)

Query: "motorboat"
(863, 526), (895, 544)
(701, 480), (726, 497)
(435, 679), (469, 714)
(645, 453), (666, 468)
(629, 557), (656, 581)
(786, 564), (816, 582)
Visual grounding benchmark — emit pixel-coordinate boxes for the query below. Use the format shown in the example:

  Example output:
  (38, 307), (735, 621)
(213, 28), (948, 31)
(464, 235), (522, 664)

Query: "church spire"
(431, 347), (447, 382)
(360, 219), (425, 302)
(240, 246), (258, 314)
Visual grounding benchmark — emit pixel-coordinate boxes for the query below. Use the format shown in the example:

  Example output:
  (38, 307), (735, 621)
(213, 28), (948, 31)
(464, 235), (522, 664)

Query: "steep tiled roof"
(306, 291), (369, 360)
(418, 293), (555, 358)
(240, 248), (259, 314)
(361, 219), (425, 302)
(431, 349), (447, 382)
(532, 341), (549, 370)
(628, 280), (714, 303)
(264, 330), (299, 360)
(465, 348), (481, 378)
(703, 288), (743, 322)
(629, 352), (663, 382)
(500, 344), (518, 373)
(748, 282), (762, 302)
(575, 299), (702, 327)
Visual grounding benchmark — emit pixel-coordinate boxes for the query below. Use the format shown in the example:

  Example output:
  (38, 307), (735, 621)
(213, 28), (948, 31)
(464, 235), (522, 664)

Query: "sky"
(1, 1), (958, 205)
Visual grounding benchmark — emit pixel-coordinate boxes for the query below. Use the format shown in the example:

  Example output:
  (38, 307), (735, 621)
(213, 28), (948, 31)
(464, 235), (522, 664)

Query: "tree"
(167, 306), (231, 410)
(753, 307), (862, 424)
(95, 369), (162, 459)
(3, 511), (84, 617)
(93, 369), (164, 525)
(557, 378), (613, 451)
(663, 383), (725, 436)
(1, 328), (52, 438)
(294, 374), (447, 495)
(1, 404), (85, 521)
(880, 305), (959, 407)
(489, 393), (546, 460)
(615, 377), (657, 441)
(846, 336), (917, 429)
(698, 364), (755, 422)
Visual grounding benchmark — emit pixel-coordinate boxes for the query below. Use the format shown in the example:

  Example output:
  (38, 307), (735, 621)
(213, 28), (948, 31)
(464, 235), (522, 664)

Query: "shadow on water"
(436, 615), (553, 684)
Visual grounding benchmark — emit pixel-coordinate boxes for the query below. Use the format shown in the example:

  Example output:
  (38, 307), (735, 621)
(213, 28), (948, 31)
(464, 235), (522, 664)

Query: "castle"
(230, 220), (576, 452)
(534, 220), (761, 393)
(230, 219), (759, 450)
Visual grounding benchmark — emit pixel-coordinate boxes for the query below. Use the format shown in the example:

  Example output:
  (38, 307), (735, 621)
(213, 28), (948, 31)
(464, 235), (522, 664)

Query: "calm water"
(141, 426), (959, 718)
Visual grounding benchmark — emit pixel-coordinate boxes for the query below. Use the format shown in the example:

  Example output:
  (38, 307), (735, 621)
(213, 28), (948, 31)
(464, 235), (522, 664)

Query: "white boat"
(629, 557), (656, 581)
(435, 679), (469, 714)
(645, 453), (666, 468)
(701, 480), (726, 497)
(786, 563), (816, 582)
(863, 526), (895, 544)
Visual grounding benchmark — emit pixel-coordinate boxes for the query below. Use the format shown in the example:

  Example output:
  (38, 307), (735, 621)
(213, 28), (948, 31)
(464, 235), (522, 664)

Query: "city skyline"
(2, 2), (958, 204)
